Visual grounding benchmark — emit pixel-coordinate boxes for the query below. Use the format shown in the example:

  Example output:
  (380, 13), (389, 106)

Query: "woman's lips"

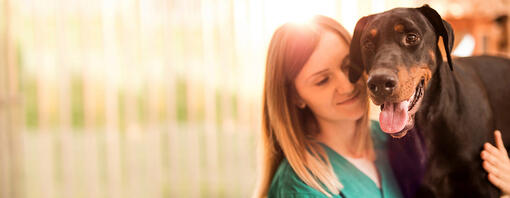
(336, 90), (360, 106)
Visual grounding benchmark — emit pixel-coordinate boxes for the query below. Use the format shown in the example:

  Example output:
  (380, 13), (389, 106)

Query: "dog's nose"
(367, 73), (397, 96)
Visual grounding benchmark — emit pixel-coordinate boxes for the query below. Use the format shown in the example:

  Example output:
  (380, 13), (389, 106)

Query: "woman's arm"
(481, 130), (510, 197)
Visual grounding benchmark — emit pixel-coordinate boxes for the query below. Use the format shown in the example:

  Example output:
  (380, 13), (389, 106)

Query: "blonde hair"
(254, 15), (372, 197)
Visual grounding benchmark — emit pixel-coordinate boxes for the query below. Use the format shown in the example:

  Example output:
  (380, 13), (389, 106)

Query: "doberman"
(348, 5), (510, 198)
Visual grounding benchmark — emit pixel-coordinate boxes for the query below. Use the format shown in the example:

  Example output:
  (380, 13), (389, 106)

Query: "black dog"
(348, 5), (510, 198)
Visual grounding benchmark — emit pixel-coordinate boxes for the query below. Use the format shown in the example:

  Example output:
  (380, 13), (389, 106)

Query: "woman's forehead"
(300, 31), (349, 76)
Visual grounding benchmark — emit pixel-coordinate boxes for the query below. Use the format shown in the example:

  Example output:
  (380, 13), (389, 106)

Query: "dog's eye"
(404, 33), (420, 45)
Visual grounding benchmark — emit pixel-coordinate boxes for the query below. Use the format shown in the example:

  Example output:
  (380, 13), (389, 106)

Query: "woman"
(254, 15), (510, 198)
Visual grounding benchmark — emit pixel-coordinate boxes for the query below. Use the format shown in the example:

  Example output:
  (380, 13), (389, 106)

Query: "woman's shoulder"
(268, 159), (329, 197)
(370, 120), (389, 149)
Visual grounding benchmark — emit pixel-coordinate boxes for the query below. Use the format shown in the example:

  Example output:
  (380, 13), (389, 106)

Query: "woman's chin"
(334, 101), (365, 119)
(349, 108), (365, 120)
(332, 105), (365, 121)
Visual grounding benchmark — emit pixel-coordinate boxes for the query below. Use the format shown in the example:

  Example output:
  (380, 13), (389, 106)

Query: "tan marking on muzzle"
(391, 65), (432, 103)
(394, 24), (404, 33)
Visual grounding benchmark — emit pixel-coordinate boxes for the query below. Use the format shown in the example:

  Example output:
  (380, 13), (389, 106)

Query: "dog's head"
(349, 5), (454, 138)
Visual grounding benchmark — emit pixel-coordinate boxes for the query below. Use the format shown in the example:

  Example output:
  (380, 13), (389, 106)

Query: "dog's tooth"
(408, 91), (416, 103)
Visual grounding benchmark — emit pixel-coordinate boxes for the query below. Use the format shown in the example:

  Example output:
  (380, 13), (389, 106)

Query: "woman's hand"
(481, 130), (510, 197)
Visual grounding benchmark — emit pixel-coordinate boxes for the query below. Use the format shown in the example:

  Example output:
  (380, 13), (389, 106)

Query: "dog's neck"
(415, 59), (464, 158)
(419, 59), (460, 125)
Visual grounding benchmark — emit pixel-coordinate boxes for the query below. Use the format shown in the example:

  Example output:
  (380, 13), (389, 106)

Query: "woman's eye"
(340, 59), (350, 72)
(316, 77), (329, 86)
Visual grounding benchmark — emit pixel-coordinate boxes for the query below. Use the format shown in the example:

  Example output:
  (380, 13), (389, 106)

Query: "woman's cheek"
(353, 97), (367, 118)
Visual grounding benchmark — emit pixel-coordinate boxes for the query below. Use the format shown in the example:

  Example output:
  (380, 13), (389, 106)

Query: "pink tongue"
(379, 101), (409, 133)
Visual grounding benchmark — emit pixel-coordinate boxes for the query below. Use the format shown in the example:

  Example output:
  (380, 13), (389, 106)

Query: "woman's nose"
(334, 71), (354, 94)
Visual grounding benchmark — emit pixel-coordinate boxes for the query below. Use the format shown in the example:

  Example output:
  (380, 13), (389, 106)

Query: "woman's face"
(294, 30), (365, 123)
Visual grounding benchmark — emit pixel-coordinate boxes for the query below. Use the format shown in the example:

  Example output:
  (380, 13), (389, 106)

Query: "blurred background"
(0, 0), (508, 197)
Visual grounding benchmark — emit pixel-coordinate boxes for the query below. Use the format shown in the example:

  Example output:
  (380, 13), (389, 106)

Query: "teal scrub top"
(268, 121), (403, 198)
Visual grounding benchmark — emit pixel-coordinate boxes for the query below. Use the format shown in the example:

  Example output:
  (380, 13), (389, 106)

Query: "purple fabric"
(388, 127), (428, 198)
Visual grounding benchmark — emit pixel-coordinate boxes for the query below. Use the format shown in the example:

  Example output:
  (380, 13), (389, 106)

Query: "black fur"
(349, 15), (373, 83)
(417, 5), (454, 71)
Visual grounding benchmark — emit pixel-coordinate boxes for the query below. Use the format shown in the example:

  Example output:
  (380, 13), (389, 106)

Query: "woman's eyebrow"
(310, 68), (329, 78)
(306, 68), (329, 83)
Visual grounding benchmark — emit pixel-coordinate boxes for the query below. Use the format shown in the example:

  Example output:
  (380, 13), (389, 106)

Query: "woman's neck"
(315, 118), (360, 158)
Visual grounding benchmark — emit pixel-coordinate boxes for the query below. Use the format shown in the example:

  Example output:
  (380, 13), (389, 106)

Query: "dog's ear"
(417, 4), (454, 71)
(349, 16), (372, 83)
